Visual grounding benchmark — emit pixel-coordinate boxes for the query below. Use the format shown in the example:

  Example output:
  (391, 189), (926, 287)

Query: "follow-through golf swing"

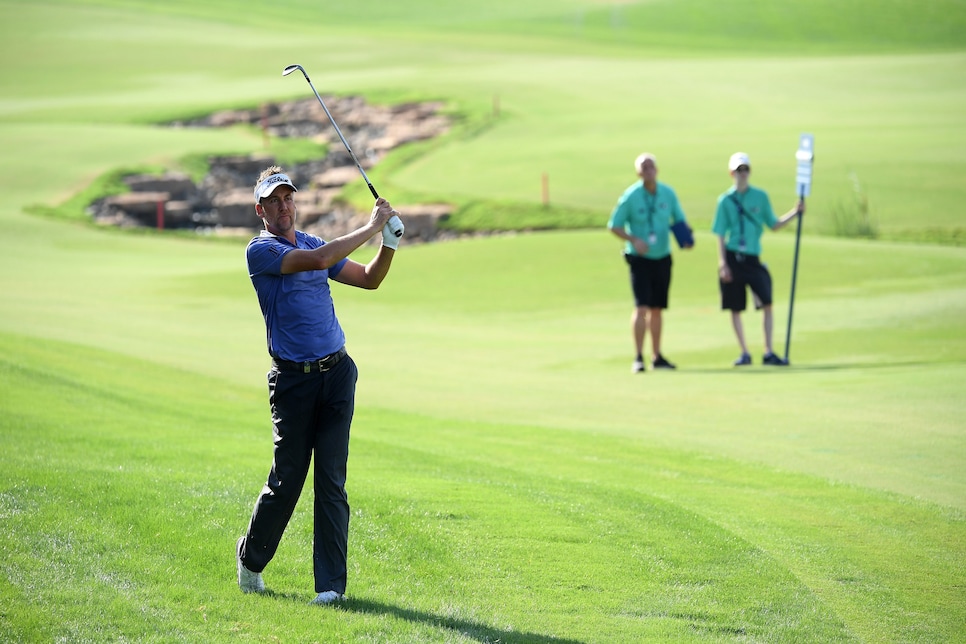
(236, 67), (406, 606)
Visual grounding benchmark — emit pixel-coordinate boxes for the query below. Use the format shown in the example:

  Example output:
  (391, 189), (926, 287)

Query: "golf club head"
(280, 63), (379, 199)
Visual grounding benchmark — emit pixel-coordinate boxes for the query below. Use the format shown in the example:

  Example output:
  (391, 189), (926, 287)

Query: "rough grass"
(1, 1), (964, 642)
(2, 329), (963, 642)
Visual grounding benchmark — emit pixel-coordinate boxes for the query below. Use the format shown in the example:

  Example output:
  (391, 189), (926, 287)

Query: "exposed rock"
(99, 192), (169, 227)
(312, 166), (362, 189)
(90, 96), (454, 243)
(212, 188), (259, 228)
(123, 173), (197, 201)
(393, 205), (452, 243)
(163, 200), (196, 227)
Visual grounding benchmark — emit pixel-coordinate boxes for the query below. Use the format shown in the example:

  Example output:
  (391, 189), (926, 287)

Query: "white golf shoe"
(310, 590), (345, 605)
(236, 537), (265, 593)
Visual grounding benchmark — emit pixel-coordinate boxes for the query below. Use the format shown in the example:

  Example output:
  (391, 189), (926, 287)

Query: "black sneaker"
(632, 358), (645, 373)
(733, 353), (752, 366)
(652, 355), (676, 370)
(762, 352), (788, 366)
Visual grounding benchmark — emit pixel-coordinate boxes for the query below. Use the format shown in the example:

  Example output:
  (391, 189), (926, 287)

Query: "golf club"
(282, 64), (403, 238)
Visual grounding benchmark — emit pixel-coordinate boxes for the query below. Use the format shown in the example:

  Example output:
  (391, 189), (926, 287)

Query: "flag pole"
(783, 191), (804, 364)
(784, 134), (814, 364)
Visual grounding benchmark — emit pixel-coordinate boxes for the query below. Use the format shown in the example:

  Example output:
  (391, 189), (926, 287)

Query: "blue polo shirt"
(247, 230), (348, 362)
(711, 185), (778, 257)
(608, 181), (688, 259)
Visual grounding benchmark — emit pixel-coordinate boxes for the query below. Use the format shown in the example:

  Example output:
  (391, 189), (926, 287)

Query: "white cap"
(254, 173), (298, 202)
(634, 153), (657, 171)
(728, 152), (751, 171)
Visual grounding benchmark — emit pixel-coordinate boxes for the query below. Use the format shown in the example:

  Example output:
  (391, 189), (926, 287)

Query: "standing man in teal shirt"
(609, 153), (693, 372)
(712, 152), (804, 366)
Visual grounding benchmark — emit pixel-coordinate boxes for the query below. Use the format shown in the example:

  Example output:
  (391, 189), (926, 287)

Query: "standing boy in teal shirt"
(609, 153), (693, 372)
(712, 152), (804, 366)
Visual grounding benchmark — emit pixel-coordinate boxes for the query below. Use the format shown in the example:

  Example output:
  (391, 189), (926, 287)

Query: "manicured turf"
(0, 1), (964, 641)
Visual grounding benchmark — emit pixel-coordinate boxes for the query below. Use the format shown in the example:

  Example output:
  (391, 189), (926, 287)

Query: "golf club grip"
(367, 183), (379, 199)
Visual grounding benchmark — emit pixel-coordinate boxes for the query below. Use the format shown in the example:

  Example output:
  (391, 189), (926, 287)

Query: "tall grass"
(826, 172), (879, 239)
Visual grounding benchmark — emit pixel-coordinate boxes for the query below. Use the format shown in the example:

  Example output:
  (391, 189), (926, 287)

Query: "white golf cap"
(254, 173), (298, 202)
(728, 152), (751, 171)
(634, 152), (657, 170)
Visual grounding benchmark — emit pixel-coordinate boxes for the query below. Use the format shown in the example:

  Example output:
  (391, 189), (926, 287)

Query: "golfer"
(236, 166), (403, 605)
(712, 152), (803, 366)
(609, 153), (693, 372)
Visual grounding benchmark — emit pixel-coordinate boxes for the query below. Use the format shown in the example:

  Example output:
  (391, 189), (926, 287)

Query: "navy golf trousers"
(240, 352), (358, 594)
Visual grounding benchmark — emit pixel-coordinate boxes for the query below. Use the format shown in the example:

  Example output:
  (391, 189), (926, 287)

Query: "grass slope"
(2, 1), (964, 241)
(1, 224), (963, 640)
(1, 333), (962, 641)
(0, 1), (964, 641)
(31, 0), (966, 53)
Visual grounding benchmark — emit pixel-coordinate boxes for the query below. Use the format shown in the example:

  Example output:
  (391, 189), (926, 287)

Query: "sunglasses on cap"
(735, 165), (750, 173)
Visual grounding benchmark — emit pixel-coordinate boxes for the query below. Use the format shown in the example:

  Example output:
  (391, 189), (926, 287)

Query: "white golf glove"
(382, 214), (404, 250)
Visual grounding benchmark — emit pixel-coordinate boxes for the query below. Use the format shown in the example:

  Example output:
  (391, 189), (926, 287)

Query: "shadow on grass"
(338, 596), (585, 644)
(260, 591), (583, 642)
(681, 358), (960, 374)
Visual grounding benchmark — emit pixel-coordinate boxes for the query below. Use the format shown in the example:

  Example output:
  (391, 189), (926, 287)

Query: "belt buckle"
(313, 348), (342, 373)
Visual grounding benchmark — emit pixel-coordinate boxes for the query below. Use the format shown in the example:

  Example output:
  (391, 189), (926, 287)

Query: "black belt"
(272, 347), (347, 373)
(727, 250), (759, 265)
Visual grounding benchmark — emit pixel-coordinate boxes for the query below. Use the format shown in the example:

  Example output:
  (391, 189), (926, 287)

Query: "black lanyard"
(642, 188), (657, 232)
(728, 193), (753, 243)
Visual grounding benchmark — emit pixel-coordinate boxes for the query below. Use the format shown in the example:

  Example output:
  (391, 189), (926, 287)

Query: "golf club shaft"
(283, 65), (378, 199)
(283, 65), (402, 238)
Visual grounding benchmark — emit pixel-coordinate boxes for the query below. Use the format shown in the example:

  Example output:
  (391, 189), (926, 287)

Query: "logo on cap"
(254, 174), (297, 202)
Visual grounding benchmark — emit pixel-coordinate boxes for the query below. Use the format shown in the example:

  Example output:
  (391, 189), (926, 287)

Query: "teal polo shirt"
(608, 181), (688, 259)
(711, 185), (778, 257)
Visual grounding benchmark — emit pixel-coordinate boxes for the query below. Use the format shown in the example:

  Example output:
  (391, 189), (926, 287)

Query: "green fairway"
(1, 1), (964, 642)
(4, 1), (966, 239)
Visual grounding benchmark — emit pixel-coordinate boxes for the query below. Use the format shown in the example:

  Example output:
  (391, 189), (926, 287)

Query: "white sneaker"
(310, 590), (345, 605)
(632, 359), (645, 373)
(236, 537), (265, 593)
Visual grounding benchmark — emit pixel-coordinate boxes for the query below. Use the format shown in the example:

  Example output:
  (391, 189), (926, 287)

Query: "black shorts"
(624, 253), (672, 309)
(720, 251), (772, 311)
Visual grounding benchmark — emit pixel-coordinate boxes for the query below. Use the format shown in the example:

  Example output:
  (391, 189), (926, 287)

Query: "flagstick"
(784, 191), (804, 365)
